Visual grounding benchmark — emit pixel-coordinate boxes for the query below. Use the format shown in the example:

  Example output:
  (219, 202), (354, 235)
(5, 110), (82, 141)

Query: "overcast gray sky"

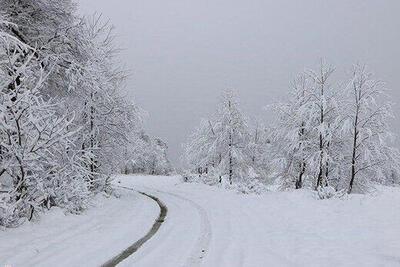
(78, 0), (400, 166)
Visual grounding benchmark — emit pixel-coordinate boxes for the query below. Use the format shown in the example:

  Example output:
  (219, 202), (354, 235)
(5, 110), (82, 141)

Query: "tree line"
(184, 61), (400, 195)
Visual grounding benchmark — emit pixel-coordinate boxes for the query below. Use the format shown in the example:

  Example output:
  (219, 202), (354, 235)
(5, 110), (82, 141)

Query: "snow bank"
(0, 189), (159, 267)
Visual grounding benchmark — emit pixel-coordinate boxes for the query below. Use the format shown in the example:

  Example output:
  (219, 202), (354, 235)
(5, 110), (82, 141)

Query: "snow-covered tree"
(149, 138), (173, 175)
(0, 0), (80, 97)
(124, 133), (172, 176)
(184, 89), (251, 184)
(270, 73), (314, 189)
(0, 1), (143, 226)
(0, 31), (91, 226)
(305, 61), (340, 189)
(270, 61), (399, 194)
(213, 89), (251, 184)
(247, 120), (271, 180)
(184, 118), (218, 174)
(341, 64), (400, 193)
(1, 0), (141, 187)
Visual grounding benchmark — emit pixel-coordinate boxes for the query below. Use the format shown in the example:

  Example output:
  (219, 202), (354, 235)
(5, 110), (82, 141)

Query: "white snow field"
(2, 175), (400, 267)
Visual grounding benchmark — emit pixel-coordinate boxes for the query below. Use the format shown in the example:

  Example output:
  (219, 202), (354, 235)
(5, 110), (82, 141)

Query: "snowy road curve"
(102, 187), (168, 267)
(151, 189), (212, 267)
(115, 181), (212, 267)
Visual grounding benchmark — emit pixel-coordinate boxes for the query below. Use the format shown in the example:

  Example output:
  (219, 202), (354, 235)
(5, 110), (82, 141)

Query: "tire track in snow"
(152, 190), (212, 267)
(101, 186), (167, 267)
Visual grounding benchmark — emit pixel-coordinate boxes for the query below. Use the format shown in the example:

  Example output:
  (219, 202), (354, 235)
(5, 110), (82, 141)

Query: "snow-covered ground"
(0, 188), (159, 267)
(2, 174), (400, 266)
(116, 175), (400, 267)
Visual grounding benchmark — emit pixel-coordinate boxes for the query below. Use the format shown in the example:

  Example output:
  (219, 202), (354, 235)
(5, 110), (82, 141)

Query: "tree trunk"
(228, 100), (233, 185)
(316, 81), (325, 189)
(316, 136), (324, 188)
(296, 162), (305, 189)
(90, 93), (95, 178)
(349, 87), (361, 194)
(325, 140), (330, 186)
(229, 131), (233, 185)
(349, 112), (359, 194)
(296, 122), (306, 189)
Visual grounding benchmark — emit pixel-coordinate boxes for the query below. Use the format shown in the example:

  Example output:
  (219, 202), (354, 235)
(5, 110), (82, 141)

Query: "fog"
(78, 0), (400, 166)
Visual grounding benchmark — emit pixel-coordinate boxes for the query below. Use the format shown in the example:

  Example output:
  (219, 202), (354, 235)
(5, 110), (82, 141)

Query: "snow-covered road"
(102, 188), (168, 267)
(116, 182), (212, 267)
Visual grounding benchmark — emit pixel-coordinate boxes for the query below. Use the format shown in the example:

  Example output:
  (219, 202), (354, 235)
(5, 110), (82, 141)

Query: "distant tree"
(247, 120), (271, 180)
(184, 119), (218, 174)
(213, 89), (251, 184)
(184, 89), (251, 184)
(124, 132), (172, 176)
(149, 138), (173, 175)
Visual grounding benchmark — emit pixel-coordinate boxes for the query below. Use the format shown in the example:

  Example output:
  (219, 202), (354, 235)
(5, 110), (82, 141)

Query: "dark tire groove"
(101, 186), (168, 267)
